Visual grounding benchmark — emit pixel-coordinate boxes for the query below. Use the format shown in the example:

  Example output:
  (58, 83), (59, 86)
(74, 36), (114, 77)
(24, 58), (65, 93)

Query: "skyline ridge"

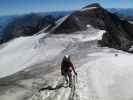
(0, 0), (133, 16)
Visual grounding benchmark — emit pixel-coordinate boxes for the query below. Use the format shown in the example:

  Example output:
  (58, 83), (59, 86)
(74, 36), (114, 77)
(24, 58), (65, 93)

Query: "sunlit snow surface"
(1, 27), (133, 100)
(0, 33), (68, 78)
(77, 52), (133, 100)
(0, 27), (104, 78)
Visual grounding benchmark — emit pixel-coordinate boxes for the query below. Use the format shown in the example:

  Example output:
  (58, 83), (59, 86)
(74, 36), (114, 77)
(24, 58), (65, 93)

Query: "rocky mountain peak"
(82, 3), (102, 9)
(47, 4), (133, 52)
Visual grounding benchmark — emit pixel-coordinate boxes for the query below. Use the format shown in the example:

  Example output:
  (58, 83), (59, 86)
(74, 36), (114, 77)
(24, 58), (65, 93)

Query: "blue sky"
(0, 0), (133, 16)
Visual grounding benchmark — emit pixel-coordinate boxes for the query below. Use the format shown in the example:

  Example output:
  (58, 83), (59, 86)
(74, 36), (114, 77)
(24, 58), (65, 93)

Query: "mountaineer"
(61, 55), (77, 87)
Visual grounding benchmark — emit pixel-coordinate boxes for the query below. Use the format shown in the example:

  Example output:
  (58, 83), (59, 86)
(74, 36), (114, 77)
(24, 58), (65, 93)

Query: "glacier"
(1, 26), (133, 100)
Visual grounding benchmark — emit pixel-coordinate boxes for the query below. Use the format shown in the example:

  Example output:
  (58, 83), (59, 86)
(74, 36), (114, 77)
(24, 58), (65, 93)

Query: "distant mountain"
(0, 27), (2, 31)
(0, 15), (18, 42)
(115, 13), (133, 21)
(37, 11), (72, 18)
(108, 8), (133, 16)
(0, 15), (18, 33)
(108, 8), (133, 21)
(1, 11), (71, 43)
(47, 3), (133, 52)
(1, 5), (133, 52)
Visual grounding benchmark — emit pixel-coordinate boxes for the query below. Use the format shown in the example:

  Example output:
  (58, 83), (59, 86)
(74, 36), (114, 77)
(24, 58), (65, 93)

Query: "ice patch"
(80, 7), (98, 11)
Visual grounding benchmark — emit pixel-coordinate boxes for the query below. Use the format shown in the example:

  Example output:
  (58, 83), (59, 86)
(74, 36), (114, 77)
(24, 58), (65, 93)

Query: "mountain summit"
(82, 3), (102, 9)
(47, 3), (133, 52)
(1, 3), (133, 52)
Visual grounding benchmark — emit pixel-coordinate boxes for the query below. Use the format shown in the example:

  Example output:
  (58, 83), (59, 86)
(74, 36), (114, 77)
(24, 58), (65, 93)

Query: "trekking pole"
(75, 73), (78, 84)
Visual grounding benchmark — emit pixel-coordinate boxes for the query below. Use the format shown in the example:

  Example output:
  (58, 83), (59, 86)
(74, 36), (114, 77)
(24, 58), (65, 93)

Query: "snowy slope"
(0, 33), (67, 78)
(1, 26), (133, 100)
(0, 26), (103, 78)
(28, 48), (133, 100)
(77, 52), (133, 100)
(27, 49), (133, 100)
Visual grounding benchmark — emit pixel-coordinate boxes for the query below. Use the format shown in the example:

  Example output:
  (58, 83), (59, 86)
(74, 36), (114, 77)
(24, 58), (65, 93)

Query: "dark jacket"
(61, 58), (76, 75)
